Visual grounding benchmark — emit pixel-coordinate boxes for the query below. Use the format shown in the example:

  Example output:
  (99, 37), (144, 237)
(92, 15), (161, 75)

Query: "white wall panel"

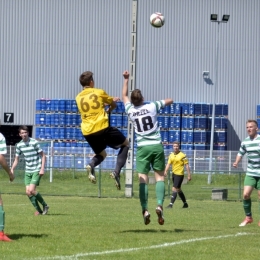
(1, 0), (260, 150)
(0, 0), (131, 125)
(136, 0), (260, 150)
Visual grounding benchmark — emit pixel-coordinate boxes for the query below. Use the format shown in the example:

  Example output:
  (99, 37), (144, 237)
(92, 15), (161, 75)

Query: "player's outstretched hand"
(123, 71), (129, 79)
(113, 97), (121, 102)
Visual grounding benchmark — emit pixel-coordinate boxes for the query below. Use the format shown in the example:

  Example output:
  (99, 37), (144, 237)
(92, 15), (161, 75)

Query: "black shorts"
(84, 127), (126, 155)
(172, 173), (184, 189)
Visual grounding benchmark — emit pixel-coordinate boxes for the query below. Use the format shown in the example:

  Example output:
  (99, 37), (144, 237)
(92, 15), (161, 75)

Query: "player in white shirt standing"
(0, 132), (15, 241)
(233, 119), (260, 227)
(122, 71), (173, 225)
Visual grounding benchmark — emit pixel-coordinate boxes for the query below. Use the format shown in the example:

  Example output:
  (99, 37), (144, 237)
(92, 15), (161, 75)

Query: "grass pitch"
(1, 195), (260, 259)
(1, 169), (259, 259)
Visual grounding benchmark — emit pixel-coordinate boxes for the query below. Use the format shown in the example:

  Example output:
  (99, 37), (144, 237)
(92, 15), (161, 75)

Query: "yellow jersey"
(167, 151), (189, 175)
(75, 88), (113, 135)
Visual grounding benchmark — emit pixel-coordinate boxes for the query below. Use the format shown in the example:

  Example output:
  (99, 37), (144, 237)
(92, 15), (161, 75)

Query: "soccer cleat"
(86, 165), (96, 184)
(166, 204), (173, 209)
(239, 216), (253, 227)
(110, 172), (121, 190)
(183, 202), (189, 208)
(0, 231), (12, 242)
(143, 210), (150, 225)
(34, 211), (42, 216)
(42, 205), (49, 215)
(156, 206), (164, 225)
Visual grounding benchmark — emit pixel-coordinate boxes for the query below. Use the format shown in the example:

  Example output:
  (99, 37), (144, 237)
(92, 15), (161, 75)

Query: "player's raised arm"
(164, 98), (173, 106)
(122, 71), (130, 104)
(107, 100), (117, 113)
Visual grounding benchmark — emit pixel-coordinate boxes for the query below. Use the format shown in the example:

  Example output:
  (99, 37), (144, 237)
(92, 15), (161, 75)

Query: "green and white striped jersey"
(238, 134), (260, 177)
(15, 137), (43, 173)
(125, 100), (165, 147)
(0, 133), (7, 155)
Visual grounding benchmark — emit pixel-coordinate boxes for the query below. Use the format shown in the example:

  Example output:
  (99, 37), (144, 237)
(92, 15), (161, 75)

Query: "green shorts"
(136, 143), (165, 174)
(25, 172), (41, 186)
(244, 175), (260, 190)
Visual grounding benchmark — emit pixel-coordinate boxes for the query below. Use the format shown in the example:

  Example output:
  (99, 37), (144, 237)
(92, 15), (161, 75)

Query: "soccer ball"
(150, 12), (165, 28)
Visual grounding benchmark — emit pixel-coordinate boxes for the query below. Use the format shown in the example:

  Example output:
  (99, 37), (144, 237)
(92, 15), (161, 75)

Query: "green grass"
(0, 169), (245, 200)
(0, 195), (260, 260)
(1, 168), (258, 259)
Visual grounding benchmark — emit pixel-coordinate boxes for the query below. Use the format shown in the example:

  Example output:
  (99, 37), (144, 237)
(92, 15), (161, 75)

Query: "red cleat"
(239, 216), (253, 227)
(34, 211), (42, 216)
(0, 231), (12, 242)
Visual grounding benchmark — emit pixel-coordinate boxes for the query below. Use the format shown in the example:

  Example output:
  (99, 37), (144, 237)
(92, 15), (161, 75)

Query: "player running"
(11, 126), (49, 216)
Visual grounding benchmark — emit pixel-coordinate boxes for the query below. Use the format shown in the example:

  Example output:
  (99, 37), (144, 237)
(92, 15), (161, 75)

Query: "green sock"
(0, 205), (4, 231)
(28, 196), (43, 213)
(243, 199), (252, 216)
(139, 183), (148, 211)
(156, 181), (165, 206)
(35, 192), (47, 207)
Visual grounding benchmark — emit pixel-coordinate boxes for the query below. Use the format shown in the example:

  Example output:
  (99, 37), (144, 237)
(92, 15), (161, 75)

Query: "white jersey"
(15, 137), (43, 173)
(0, 132), (7, 155)
(238, 134), (260, 177)
(125, 100), (165, 147)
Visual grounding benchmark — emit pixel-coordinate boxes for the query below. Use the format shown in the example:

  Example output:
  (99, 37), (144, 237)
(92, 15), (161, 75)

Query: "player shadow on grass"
(41, 213), (68, 216)
(121, 229), (184, 233)
(7, 234), (48, 240)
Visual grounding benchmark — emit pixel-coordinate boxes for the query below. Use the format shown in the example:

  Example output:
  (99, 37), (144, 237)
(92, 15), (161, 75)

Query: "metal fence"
(5, 142), (247, 176)
(1, 143), (248, 200)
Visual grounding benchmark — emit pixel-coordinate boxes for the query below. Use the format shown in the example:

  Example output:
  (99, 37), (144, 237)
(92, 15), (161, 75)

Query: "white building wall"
(1, 0), (260, 150)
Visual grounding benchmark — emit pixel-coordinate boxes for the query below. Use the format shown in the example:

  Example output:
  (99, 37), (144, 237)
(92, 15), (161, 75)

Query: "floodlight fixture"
(222, 14), (230, 22)
(210, 14), (218, 21)
(202, 71), (210, 78)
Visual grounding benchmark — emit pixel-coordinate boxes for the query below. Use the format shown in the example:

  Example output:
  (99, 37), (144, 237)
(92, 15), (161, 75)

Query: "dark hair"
(18, 125), (29, 132)
(130, 89), (143, 106)
(247, 119), (258, 127)
(79, 71), (93, 87)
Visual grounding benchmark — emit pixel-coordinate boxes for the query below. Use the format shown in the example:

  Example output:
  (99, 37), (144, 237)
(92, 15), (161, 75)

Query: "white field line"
(31, 232), (253, 260)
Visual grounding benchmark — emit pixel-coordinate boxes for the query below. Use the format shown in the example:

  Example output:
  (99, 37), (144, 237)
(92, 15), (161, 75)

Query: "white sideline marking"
(32, 232), (252, 260)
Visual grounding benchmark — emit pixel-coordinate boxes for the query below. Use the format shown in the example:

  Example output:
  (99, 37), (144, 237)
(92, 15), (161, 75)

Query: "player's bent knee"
(122, 139), (129, 146)
(155, 176), (164, 182)
(243, 194), (251, 200)
(26, 190), (35, 196)
(99, 150), (107, 159)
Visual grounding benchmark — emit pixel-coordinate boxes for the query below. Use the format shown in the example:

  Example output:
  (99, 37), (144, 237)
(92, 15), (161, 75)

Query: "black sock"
(170, 191), (178, 204)
(114, 146), (129, 175)
(89, 154), (104, 168)
(178, 190), (187, 203)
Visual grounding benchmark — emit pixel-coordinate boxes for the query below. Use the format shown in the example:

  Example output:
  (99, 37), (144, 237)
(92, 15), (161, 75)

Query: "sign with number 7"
(4, 113), (14, 123)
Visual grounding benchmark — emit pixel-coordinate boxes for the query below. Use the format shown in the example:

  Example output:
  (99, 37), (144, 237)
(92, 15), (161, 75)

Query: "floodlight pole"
(208, 15), (229, 184)
(125, 0), (137, 197)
